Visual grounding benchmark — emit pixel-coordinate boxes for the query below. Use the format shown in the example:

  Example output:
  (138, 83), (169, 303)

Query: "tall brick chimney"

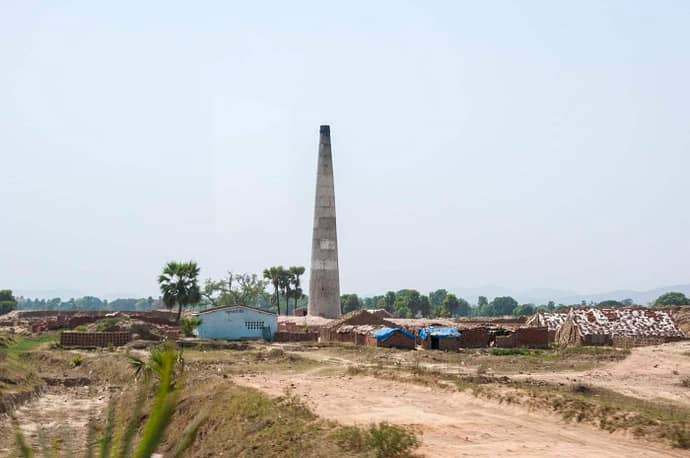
(307, 125), (342, 318)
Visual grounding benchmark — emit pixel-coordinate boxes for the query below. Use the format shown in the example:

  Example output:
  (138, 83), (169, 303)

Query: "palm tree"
(158, 261), (202, 322)
(263, 266), (284, 315)
(289, 266), (306, 314)
(278, 269), (293, 316)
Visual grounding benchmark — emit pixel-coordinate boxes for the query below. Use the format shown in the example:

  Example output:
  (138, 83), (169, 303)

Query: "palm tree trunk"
(177, 303), (182, 322)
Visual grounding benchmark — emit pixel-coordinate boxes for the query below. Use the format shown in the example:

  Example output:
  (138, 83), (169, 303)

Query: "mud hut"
(366, 327), (416, 349)
(419, 327), (462, 351)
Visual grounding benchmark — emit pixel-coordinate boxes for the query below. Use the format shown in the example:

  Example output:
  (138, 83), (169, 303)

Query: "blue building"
(192, 305), (277, 341)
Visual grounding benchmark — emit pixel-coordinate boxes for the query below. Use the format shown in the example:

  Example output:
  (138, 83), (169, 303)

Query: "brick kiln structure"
(525, 311), (568, 343)
(556, 308), (685, 347)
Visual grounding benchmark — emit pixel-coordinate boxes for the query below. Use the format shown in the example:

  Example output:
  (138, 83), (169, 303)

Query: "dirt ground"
(234, 371), (686, 457)
(0, 385), (109, 455)
(513, 341), (690, 405)
(3, 338), (690, 456)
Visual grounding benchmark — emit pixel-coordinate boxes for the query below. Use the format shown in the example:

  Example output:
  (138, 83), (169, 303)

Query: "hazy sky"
(2, 1), (689, 299)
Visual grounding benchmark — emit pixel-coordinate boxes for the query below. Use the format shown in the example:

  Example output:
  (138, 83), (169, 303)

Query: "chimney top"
(320, 125), (330, 135)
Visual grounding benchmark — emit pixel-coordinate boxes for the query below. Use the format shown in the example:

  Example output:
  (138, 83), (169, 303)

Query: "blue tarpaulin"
(373, 327), (416, 342)
(419, 327), (461, 341)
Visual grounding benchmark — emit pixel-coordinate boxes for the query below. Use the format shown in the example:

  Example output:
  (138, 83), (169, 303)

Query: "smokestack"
(308, 125), (342, 318)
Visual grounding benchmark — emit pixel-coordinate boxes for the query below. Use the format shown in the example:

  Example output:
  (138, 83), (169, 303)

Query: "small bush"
(267, 348), (285, 359)
(334, 422), (420, 457)
(681, 377), (690, 388)
(71, 355), (83, 367)
(671, 424), (690, 449)
(180, 317), (203, 337)
(346, 366), (364, 376)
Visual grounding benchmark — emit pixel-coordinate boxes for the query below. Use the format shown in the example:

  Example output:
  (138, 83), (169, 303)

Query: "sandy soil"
(234, 372), (686, 457)
(517, 341), (690, 405)
(0, 386), (109, 455)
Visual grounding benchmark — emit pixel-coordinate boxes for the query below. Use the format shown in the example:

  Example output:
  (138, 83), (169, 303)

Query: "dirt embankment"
(234, 372), (686, 457)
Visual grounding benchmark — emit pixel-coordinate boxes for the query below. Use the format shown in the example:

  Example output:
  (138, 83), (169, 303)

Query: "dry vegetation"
(2, 333), (689, 455)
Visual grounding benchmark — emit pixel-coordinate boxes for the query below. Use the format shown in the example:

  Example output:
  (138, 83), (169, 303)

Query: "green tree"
(289, 266), (306, 314)
(489, 296), (518, 316)
(514, 303), (536, 316)
(0, 289), (17, 315)
(478, 296), (488, 307)
(202, 272), (268, 308)
(654, 292), (690, 306)
(597, 299), (623, 308)
(263, 266), (285, 315)
(278, 269), (294, 315)
(384, 291), (396, 312)
(442, 294), (460, 316)
(429, 289), (448, 307)
(341, 294), (361, 314)
(158, 261), (202, 322)
(477, 302), (496, 317)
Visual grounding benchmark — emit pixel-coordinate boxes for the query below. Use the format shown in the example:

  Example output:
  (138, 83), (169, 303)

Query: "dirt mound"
(83, 318), (174, 341)
(325, 310), (396, 330)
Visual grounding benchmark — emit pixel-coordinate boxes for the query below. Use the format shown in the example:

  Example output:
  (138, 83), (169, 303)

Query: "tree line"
(340, 289), (690, 318)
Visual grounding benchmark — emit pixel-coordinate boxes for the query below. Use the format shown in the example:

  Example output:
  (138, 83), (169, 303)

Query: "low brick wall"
(495, 334), (517, 348)
(273, 331), (318, 342)
(60, 332), (131, 347)
(459, 327), (489, 348)
(516, 327), (549, 348)
(611, 335), (686, 348)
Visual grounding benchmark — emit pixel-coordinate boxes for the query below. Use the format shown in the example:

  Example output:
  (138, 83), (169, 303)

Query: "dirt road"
(516, 341), (690, 405)
(234, 372), (685, 457)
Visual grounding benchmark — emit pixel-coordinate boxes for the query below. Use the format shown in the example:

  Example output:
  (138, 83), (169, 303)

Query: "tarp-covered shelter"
(556, 308), (685, 347)
(419, 327), (462, 351)
(366, 327), (416, 349)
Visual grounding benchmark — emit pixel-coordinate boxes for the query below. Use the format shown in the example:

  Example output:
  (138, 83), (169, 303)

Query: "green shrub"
(671, 424), (690, 449)
(95, 318), (123, 332)
(333, 422), (420, 457)
(71, 355), (83, 367)
(180, 317), (203, 337)
(490, 347), (530, 356)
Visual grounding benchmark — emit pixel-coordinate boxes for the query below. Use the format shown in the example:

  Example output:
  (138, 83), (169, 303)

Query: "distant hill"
(450, 284), (690, 306)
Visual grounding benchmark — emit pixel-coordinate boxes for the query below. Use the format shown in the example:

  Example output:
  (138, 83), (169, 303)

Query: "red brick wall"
(611, 335), (685, 348)
(459, 327), (489, 348)
(273, 331), (318, 342)
(495, 334), (516, 348)
(516, 327), (549, 348)
(60, 332), (131, 347)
